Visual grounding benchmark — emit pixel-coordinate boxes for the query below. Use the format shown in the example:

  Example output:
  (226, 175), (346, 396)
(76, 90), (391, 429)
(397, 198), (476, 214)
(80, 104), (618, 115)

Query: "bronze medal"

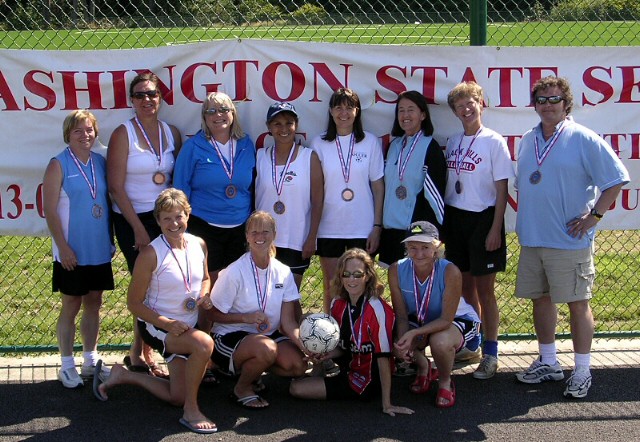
(257, 320), (269, 333)
(152, 171), (166, 185)
(91, 203), (103, 219)
(341, 188), (354, 202)
(225, 184), (237, 199)
(183, 296), (197, 312)
(395, 185), (407, 200)
(455, 180), (462, 194)
(529, 170), (542, 185)
(273, 201), (285, 214)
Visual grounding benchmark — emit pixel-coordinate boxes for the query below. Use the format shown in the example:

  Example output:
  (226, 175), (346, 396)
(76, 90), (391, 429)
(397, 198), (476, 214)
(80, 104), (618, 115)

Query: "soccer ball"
(299, 313), (340, 355)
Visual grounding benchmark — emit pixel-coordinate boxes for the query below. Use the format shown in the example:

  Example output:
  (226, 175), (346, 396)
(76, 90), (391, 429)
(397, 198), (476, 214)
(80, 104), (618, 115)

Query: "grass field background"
(1, 19), (639, 351)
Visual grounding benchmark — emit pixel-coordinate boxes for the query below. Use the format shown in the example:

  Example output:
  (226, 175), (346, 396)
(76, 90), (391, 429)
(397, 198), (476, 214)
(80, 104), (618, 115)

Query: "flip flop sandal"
(436, 380), (456, 408)
(229, 392), (270, 409)
(123, 356), (152, 375)
(409, 359), (439, 394)
(201, 369), (220, 385)
(178, 417), (217, 434)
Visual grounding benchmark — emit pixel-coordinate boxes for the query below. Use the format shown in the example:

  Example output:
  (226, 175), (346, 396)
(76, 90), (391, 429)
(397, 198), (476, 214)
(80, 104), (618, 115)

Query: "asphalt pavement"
(1, 340), (639, 442)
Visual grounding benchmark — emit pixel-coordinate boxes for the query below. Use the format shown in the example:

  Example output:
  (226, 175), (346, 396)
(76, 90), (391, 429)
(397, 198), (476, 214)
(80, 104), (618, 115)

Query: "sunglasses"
(342, 271), (365, 279)
(535, 95), (564, 105)
(131, 90), (159, 100)
(204, 107), (231, 115)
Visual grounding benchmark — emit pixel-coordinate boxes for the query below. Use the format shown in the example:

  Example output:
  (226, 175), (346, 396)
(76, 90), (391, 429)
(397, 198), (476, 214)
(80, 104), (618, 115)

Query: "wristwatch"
(589, 208), (603, 219)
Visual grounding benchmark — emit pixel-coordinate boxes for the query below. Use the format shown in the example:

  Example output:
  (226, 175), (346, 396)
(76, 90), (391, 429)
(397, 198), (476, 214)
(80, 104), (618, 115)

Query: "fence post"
(470, 0), (487, 46)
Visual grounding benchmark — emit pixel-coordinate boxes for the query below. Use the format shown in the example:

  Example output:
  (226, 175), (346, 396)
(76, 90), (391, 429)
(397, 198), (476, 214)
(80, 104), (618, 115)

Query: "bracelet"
(373, 223), (382, 228)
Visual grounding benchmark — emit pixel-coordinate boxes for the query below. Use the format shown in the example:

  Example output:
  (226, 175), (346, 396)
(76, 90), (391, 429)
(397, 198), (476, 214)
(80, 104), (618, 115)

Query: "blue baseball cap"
(266, 102), (298, 122)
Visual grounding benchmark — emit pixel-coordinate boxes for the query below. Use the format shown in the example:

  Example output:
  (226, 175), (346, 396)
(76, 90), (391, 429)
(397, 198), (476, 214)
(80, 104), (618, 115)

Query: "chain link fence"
(1, 0), (639, 352)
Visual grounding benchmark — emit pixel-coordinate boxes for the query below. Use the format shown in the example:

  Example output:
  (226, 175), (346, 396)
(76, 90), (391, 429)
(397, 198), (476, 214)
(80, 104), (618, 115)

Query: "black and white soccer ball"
(299, 313), (340, 354)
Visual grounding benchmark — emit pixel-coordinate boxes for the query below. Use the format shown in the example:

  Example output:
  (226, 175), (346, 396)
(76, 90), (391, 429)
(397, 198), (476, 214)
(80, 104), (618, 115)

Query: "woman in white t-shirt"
(311, 88), (384, 313)
(207, 211), (307, 409)
(443, 81), (515, 381)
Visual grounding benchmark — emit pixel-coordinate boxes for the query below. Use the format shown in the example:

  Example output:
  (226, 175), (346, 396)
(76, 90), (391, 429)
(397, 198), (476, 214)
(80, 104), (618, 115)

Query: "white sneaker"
(473, 354), (498, 379)
(81, 363), (111, 381)
(453, 347), (482, 369)
(58, 367), (84, 389)
(563, 370), (592, 399)
(516, 358), (564, 384)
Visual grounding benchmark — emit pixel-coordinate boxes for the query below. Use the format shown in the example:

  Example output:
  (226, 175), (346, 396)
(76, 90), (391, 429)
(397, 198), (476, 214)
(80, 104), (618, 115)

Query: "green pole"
(470, 0), (488, 46)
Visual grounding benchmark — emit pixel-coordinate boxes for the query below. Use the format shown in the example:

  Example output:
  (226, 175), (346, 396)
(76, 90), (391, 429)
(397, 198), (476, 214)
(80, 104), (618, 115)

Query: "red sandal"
(409, 359), (439, 394)
(436, 380), (456, 408)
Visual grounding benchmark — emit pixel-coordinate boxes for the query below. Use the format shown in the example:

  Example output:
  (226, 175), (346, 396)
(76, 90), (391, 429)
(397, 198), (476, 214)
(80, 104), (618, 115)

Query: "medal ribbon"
(348, 296), (367, 350)
(67, 147), (97, 200)
(134, 116), (164, 170)
(160, 235), (191, 293)
(271, 144), (296, 198)
(397, 131), (422, 181)
(209, 137), (235, 181)
(335, 133), (355, 185)
(250, 256), (271, 312)
(534, 119), (567, 168)
(412, 260), (435, 325)
(454, 126), (483, 178)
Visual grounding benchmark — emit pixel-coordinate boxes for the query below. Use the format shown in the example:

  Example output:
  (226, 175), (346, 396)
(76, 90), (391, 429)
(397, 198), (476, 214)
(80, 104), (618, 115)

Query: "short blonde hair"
(201, 92), (245, 140)
(62, 110), (98, 144)
(153, 188), (192, 221)
(447, 81), (484, 112)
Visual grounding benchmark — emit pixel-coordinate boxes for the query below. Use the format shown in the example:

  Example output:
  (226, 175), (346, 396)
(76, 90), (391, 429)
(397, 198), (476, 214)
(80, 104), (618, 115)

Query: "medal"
(529, 170), (542, 185)
(335, 134), (355, 201)
(152, 171), (166, 185)
(453, 127), (483, 194)
(210, 136), (237, 198)
(160, 235), (196, 314)
(134, 117), (165, 181)
(92, 203), (103, 219)
(533, 119), (567, 184)
(250, 256), (272, 333)
(225, 184), (237, 199)
(270, 144), (296, 215)
(257, 321), (269, 333)
(273, 201), (285, 214)
(184, 296), (197, 312)
(66, 147), (99, 215)
(342, 188), (354, 202)
(396, 131), (422, 200)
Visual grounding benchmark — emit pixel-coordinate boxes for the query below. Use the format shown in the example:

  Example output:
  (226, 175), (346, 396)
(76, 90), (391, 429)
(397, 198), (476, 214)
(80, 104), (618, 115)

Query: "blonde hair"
(447, 81), (484, 112)
(201, 92), (245, 139)
(153, 188), (192, 221)
(245, 210), (277, 257)
(62, 110), (98, 144)
(331, 248), (383, 300)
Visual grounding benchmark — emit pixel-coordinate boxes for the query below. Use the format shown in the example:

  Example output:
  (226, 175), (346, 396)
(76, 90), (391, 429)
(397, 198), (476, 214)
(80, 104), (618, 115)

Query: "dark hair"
(531, 76), (574, 115)
(322, 88), (365, 143)
(129, 72), (161, 99)
(391, 90), (434, 137)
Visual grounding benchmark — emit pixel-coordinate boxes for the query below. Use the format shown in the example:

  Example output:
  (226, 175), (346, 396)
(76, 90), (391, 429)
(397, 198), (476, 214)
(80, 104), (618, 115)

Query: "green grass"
(2, 20), (640, 50)
(2, 231), (639, 351)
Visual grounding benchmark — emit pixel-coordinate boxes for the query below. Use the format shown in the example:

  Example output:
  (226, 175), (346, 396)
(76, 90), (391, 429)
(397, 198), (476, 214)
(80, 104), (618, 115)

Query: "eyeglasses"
(342, 271), (365, 279)
(535, 95), (564, 105)
(131, 90), (159, 100)
(204, 107), (231, 115)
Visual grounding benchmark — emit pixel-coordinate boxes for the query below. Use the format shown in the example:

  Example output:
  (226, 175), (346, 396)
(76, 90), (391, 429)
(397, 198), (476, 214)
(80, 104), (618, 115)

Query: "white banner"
(0, 40), (637, 235)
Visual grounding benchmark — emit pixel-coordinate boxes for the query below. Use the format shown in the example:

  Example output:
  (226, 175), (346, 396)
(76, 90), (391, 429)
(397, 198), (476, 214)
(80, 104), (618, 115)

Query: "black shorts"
(443, 205), (506, 276)
(52, 261), (114, 296)
(316, 238), (367, 259)
(211, 330), (287, 376)
(137, 319), (190, 363)
(377, 228), (409, 266)
(275, 247), (310, 275)
(187, 214), (246, 272)
(112, 210), (161, 273)
(324, 365), (380, 401)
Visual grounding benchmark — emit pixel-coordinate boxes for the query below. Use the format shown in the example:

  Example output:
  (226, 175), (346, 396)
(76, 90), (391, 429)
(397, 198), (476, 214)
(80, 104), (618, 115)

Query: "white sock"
(82, 351), (99, 367)
(574, 353), (591, 373)
(61, 355), (76, 371)
(539, 342), (557, 365)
